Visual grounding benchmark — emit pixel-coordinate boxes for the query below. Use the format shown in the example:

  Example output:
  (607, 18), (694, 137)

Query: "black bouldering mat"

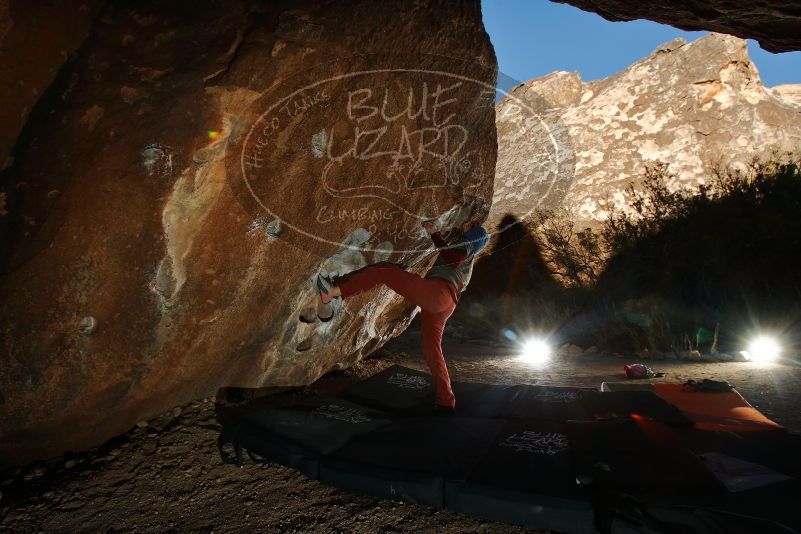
(451, 382), (526, 418)
(604, 496), (800, 534)
(344, 365), (593, 422)
(219, 422), (320, 480)
(461, 419), (579, 493)
(568, 419), (723, 494)
(672, 427), (801, 478)
(218, 367), (801, 533)
(581, 390), (693, 426)
(446, 419), (595, 534)
(320, 417), (503, 508)
(665, 426), (801, 530)
(598, 463), (801, 533)
(343, 364), (434, 413)
(508, 384), (594, 421)
(237, 398), (392, 455)
(329, 417), (505, 478)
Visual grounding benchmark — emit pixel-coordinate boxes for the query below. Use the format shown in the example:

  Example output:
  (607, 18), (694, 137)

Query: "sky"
(482, 0), (801, 93)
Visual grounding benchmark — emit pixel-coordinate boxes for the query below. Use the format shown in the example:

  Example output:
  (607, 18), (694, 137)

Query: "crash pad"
(597, 428), (801, 533)
(651, 383), (783, 432)
(320, 417), (505, 509)
(218, 423), (320, 480)
(450, 381), (525, 418)
(568, 418), (723, 494)
(218, 366), (798, 532)
(581, 390), (692, 426)
(237, 397), (392, 454)
(510, 384), (594, 421)
(599, 382), (783, 432)
(446, 419), (595, 533)
(343, 364), (434, 413)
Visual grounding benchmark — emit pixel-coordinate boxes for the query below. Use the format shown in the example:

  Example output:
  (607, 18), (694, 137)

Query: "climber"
(317, 220), (489, 413)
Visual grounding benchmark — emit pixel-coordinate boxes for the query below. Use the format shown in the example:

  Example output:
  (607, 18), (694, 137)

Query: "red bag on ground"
(624, 363), (652, 379)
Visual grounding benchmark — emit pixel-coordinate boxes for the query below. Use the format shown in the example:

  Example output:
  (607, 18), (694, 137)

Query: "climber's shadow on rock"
(453, 213), (558, 339)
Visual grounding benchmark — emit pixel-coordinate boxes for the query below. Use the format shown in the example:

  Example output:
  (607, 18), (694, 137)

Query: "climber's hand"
(421, 220), (438, 235)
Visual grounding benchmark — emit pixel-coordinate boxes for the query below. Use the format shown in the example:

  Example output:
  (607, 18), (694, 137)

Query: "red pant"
(338, 262), (458, 407)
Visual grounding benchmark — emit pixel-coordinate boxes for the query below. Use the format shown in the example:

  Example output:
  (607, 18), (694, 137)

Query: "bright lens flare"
(520, 338), (551, 364)
(747, 336), (781, 363)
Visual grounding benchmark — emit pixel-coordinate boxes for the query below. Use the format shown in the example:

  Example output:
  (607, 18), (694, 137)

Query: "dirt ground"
(2, 329), (799, 533)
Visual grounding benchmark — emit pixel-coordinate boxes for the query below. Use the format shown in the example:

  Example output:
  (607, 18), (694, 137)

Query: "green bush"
(533, 208), (603, 288)
(591, 152), (801, 352)
(472, 152), (801, 354)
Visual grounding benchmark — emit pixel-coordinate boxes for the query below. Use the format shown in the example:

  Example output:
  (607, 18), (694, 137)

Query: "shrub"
(480, 152), (801, 354)
(532, 208), (603, 288)
(590, 152), (801, 352)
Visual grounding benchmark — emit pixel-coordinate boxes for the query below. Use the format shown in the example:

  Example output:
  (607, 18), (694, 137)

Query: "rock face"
(555, 0), (801, 53)
(0, 0), (105, 170)
(774, 85), (801, 107)
(0, 0), (496, 466)
(492, 33), (801, 225)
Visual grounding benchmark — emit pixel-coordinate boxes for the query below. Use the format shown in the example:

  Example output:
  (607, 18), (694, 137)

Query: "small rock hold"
(296, 336), (313, 352)
(298, 308), (317, 323)
(64, 460), (75, 469)
(266, 219), (282, 241)
(136, 420), (149, 428)
(78, 316), (98, 335)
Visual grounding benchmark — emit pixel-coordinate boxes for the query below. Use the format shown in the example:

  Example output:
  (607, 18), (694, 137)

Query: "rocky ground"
(1, 329), (799, 533)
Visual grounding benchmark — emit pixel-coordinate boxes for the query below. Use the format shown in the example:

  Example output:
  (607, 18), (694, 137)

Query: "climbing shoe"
(316, 273), (334, 304)
(317, 299), (334, 322)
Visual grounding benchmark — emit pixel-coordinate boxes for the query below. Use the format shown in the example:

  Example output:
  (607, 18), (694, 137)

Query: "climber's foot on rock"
(316, 273), (336, 304)
(317, 299), (334, 322)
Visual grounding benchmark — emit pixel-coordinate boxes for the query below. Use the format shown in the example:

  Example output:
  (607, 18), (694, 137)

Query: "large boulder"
(0, 0), (496, 466)
(491, 33), (801, 224)
(554, 0), (801, 53)
(0, 0), (105, 171)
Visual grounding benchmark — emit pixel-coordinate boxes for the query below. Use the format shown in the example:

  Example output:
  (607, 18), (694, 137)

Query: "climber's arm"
(429, 231), (468, 268)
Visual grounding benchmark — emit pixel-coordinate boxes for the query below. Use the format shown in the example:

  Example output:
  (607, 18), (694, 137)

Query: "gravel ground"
(1, 329), (799, 533)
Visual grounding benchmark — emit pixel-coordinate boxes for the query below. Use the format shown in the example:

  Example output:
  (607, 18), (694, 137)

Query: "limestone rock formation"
(0, 0), (496, 465)
(555, 0), (801, 53)
(773, 84), (801, 107)
(492, 33), (801, 225)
